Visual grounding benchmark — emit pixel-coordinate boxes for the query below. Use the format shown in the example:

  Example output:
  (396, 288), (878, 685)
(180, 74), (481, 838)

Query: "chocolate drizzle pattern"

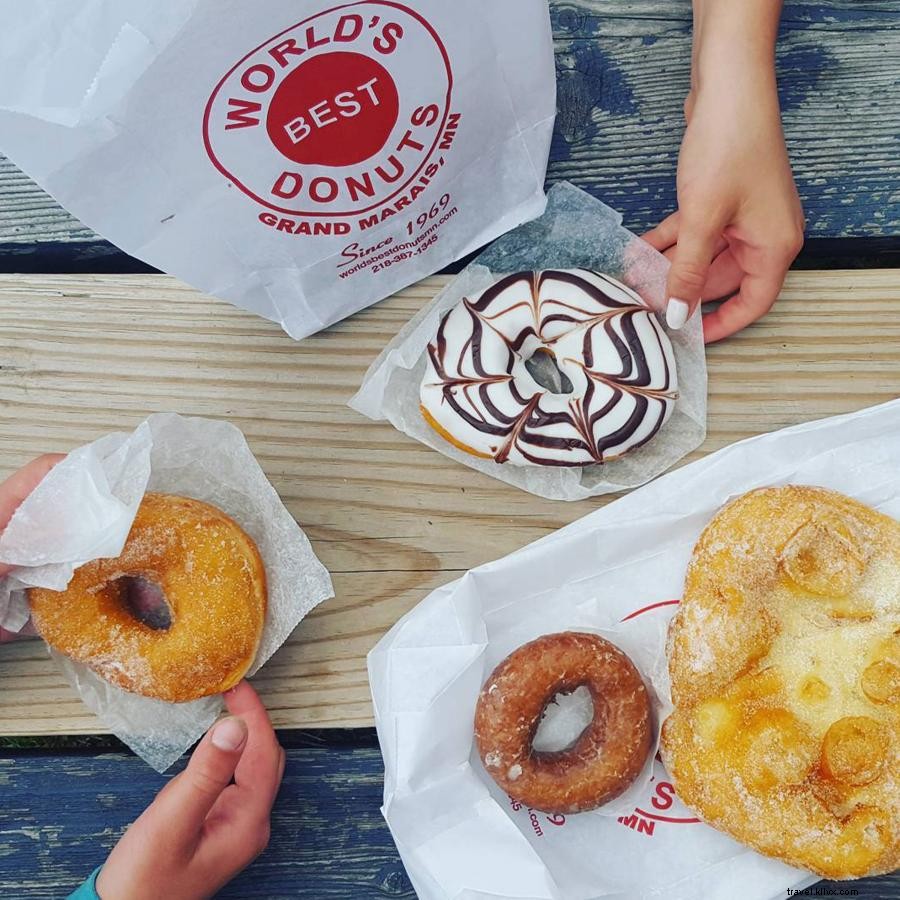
(420, 269), (678, 467)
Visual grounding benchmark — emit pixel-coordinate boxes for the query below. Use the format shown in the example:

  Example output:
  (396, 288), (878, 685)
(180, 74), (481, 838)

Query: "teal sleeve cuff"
(68, 866), (103, 899)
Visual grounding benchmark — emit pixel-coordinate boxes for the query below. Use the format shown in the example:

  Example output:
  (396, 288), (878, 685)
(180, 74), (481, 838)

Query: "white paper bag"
(367, 399), (900, 899)
(0, 0), (556, 339)
(0, 413), (334, 771)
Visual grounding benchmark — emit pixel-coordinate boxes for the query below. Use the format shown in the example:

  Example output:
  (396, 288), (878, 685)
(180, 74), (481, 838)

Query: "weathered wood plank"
(0, 746), (415, 899)
(549, 2), (900, 237)
(0, 1), (897, 259)
(0, 269), (899, 734)
(554, 0), (900, 28)
(0, 746), (896, 898)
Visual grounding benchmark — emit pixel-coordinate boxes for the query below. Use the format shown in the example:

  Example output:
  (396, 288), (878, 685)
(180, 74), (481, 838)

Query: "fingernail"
(212, 716), (247, 752)
(666, 298), (691, 330)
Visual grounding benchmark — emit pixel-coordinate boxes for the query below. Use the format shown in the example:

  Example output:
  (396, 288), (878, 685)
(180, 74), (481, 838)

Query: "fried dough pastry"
(475, 632), (652, 813)
(30, 493), (267, 702)
(661, 486), (900, 879)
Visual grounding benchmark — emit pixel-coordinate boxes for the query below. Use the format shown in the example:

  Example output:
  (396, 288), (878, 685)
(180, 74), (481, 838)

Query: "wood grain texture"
(0, 747), (415, 899)
(0, 269), (899, 735)
(0, 747), (896, 899)
(0, 0), (897, 256)
(549, 1), (900, 236)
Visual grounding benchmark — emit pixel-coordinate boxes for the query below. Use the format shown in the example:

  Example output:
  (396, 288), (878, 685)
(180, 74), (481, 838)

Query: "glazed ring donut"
(475, 632), (652, 813)
(420, 269), (678, 467)
(29, 493), (267, 703)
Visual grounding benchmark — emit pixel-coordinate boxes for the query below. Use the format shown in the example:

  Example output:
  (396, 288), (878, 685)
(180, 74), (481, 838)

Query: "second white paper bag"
(367, 399), (900, 898)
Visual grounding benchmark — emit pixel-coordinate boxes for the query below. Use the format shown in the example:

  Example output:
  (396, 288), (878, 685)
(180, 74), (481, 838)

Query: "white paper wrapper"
(0, 413), (333, 771)
(350, 182), (708, 501)
(368, 398), (900, 899)
(0, 1), (556, 339)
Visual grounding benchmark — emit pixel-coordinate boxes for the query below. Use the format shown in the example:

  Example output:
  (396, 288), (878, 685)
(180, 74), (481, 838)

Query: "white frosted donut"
(419, 269), (678, 467)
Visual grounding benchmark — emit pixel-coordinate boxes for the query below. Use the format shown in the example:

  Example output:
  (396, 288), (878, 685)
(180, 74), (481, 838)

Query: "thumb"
(0, 625), (35, 643)
(0, 454), (67, 578)
(154, 716), (248, 835)
(664, 219), (722, 330)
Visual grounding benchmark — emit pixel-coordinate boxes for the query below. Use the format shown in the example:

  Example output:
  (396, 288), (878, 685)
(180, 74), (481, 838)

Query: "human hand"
(643, 1), (805, 343)
(0, 453), (65, 642)
(97, 680), (285, 900)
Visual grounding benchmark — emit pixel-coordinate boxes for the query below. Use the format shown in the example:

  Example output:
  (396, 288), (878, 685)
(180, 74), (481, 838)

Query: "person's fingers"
(0, 627), (29, 643)
(204, 746), (283, 845)
(0, 454), (66, 577)
(225, 681), (283, 812)
(223, 678), (265, 715)
(701, 270), (786, 343)
(0, 454), (65, 526)
(643, 213), (731, 276)
(192, 683), (281, 874)
(701, 248), (744, 302)
(278, 747), (286, 783)
(641, 212), (680, 253)
(664, 213), (727, 330)
(0, 619), (37, 644)
(150, 715), (249, 838)
(662, 236), (729, 266)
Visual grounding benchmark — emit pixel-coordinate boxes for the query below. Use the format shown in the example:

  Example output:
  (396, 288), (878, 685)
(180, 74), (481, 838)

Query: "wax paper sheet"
(350, 182), (708, 500)
(368, 398), (900, 899)
(0, 413), (333, 771)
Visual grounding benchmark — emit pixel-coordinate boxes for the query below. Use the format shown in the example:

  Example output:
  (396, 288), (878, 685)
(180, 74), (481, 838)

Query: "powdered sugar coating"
(29, 493), (267, 702)
(662, 486), (900, 879)
(475, 631), (652, 814)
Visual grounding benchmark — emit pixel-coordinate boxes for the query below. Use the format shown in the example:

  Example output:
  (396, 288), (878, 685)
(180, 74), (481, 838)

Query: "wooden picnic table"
(1, 1), (899, 897)
(1, 268), (900, 738)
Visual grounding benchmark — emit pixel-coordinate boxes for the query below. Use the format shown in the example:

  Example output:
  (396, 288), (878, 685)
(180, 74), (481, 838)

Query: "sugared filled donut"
(29, 493), (267, 702)
(662, 486), (900, 879)
(475, 632), (652, 813)
(420, 269), (678, 466)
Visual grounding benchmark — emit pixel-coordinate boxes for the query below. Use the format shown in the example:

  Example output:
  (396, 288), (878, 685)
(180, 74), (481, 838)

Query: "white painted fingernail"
(666, 298), (690, 330)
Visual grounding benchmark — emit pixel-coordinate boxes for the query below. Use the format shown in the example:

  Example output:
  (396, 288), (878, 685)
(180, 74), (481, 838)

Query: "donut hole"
(532, 685), (594, 753)
(118, 575), (172, 631)
(524, 348), (573, 395)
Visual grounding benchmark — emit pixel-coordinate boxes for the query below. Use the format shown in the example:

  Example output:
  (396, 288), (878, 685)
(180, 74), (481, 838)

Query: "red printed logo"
(203, 1), (457, 230)
(617, 599), (700, 837)
(617, 775), (701, 837)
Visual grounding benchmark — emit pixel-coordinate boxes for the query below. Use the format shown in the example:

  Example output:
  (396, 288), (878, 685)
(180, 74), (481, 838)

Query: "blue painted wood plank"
(0, 745), (414, 899)
(549, 1), (900, 238)
(1, 744), (898, 899)
(0, 1), (897, 265)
